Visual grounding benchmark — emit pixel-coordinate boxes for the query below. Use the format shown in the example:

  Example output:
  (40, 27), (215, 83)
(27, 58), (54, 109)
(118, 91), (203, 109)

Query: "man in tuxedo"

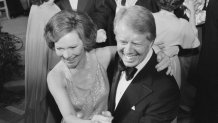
(108, 6), (180, 123)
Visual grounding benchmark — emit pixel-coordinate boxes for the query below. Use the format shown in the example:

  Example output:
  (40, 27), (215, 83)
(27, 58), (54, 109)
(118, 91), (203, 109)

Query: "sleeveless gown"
(55, 50), (109, 121)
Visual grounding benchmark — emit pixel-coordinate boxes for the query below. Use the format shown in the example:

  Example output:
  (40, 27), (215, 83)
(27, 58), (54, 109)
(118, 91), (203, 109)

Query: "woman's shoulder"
(47, 61), (66, 85)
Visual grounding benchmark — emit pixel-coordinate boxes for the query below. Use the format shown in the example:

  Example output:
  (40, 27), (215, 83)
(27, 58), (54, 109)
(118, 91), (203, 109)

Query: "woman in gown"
(44, 10), (115, 123)
(152, 0), (200, 87)
(25, 0), (60, 122)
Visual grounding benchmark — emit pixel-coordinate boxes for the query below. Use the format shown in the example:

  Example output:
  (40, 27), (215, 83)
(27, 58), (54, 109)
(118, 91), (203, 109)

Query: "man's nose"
(124, 43), (133, 54)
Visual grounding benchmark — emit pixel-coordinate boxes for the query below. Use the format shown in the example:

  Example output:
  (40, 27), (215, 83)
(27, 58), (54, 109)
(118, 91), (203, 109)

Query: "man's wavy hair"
(114, 5), (156, 42)
(157, 0), (184, 12)
(44, 10), (97, 51)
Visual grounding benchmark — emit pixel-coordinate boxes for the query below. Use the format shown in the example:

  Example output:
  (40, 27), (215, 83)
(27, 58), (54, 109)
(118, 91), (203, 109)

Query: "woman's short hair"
(44, 10), (97, 51)
(156, 0), (184, 12)
(114, 5), (156, 42)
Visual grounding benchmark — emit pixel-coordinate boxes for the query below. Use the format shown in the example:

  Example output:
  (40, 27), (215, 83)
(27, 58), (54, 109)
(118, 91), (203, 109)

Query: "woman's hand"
(96, 29), (107, 43)
(184, 0), (196, 13)
(91, 111), (113, 123)
(155, 51), (174, 76)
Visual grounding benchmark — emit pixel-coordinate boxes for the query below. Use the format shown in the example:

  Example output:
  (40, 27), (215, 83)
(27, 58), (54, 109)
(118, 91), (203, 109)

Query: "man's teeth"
(125, 55), (135, 60)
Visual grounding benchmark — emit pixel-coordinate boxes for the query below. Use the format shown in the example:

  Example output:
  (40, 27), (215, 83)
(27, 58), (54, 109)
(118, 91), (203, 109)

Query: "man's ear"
(149, 41), (154, 48)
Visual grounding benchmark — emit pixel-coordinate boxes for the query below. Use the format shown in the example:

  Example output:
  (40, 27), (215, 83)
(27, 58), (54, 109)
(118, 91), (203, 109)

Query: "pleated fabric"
(24, 3), (60, 123)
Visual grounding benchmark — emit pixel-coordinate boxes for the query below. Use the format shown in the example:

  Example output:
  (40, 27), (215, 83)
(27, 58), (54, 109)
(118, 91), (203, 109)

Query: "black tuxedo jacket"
(55, 0), (107, 29)
(103, 0), (160, 45)
(108, 52), (180, 123)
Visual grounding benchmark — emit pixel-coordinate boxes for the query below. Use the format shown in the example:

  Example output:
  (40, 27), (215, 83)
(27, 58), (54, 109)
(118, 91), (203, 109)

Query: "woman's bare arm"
(47, 70), (92, 123)
(96, 46), (117, 70)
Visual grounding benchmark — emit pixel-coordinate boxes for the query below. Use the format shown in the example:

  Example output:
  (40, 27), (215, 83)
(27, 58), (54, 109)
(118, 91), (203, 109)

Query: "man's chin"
(123, 60), (138, 67)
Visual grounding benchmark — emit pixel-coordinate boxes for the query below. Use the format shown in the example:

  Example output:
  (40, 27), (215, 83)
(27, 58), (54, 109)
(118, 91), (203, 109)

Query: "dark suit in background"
(195, 0), (218, 122)
(55, 0), (107, 29)
(103, 0), (160, 46)
(109, 52), (180, 123)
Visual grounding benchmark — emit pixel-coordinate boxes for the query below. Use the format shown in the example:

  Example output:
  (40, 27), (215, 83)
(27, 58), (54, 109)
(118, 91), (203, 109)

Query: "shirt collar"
(135, 48), (153, 73)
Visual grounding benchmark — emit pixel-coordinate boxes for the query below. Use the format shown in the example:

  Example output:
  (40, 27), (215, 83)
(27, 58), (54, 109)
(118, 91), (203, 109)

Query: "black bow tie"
(118, 60), (137, 81)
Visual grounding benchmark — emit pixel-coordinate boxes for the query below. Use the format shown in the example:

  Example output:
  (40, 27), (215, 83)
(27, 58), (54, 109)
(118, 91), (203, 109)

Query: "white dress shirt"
(69, 0), (78, 10)
(115, 49), (153, 109)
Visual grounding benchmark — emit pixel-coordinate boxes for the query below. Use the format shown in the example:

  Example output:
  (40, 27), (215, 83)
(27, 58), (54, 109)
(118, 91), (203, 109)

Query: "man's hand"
(155, 51), (174, 75)
(96, 29), (107, 43)
(91, 111), (113, 123)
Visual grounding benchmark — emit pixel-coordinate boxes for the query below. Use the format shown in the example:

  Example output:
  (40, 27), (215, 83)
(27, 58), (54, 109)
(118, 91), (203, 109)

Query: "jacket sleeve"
(140, 77), (180, 123)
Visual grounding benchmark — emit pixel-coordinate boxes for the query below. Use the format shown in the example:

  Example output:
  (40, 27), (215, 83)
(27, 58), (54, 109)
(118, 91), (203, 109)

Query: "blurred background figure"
(153, 0), (200, 88)
(24, 0), (60, 123)
(103, 0), (160, 46)
(55, 0), (108, 46)
(194, 0), (218, 122)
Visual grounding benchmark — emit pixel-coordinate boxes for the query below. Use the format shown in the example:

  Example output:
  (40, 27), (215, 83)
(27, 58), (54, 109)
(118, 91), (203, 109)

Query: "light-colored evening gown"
(54, 50), (109, 121)
(25, 2), (60, 123)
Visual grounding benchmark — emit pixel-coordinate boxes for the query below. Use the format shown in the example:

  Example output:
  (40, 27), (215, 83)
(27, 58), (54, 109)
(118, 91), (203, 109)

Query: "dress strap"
(93, 49), (99, 64)
(59, 60), (72, 82)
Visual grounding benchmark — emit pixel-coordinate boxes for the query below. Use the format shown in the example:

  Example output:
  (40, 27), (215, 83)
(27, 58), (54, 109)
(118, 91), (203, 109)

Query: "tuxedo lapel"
(113, 52), (158, 118)
(114, 78), (152, 117)
(109, 54), (122, 114)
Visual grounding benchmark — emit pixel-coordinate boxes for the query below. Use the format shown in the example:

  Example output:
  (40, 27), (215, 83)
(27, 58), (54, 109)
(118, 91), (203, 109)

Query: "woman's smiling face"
(55, 31), (85, 69)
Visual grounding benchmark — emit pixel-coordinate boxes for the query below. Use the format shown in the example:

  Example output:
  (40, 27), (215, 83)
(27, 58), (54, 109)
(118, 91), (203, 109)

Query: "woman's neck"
(75, 51), (88, 70)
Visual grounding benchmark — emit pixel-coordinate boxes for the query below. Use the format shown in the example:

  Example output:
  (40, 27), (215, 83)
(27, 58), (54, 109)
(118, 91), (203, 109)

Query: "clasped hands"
(91, 111), (113, 123)
(74, 111), (113, 123)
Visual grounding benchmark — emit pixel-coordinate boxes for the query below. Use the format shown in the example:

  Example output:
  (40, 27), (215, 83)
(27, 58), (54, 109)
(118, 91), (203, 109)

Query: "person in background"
(108, 5), (180, 123)
(195, 0), (218, 122)
(152, 0), (200, 87)
(44, 10), (116, 123)
(25, 0), (60, 123)
(55, 0), (108, 45)
(153, 1), (200, 121)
